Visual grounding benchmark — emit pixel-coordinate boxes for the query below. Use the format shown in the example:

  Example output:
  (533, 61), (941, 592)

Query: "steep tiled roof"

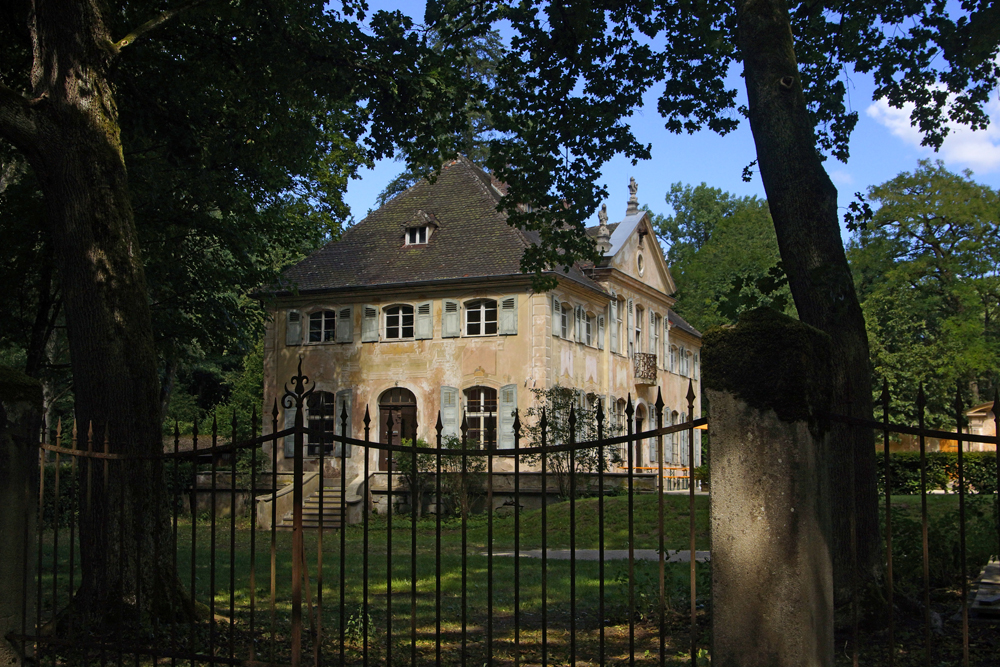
(274, 157), (603, 295)
(668, 310), (701, 338)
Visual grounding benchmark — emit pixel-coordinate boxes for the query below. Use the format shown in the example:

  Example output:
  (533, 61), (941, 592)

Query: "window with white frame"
(561, 302), (570, 338)
(384, 305), (414, 339)
(464, 386), (498, 448)
(405, 226), (429, 245)
(585, 313), (594, 346)
(679, 346), (689, 375)
(308, 310), (336, 343)
(693, 352), (700, 379)
(670, 345), (678, 372)
(465, 299), (498, 336)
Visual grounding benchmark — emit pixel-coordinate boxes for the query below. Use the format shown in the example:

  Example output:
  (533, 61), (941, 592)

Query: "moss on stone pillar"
(702, 307), (832, 427)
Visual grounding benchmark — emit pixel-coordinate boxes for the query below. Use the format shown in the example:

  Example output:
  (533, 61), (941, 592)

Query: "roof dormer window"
(406, 226), (429, 245)
(404, 209), (438, 246)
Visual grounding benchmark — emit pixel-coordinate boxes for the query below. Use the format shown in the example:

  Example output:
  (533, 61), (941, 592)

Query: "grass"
(31, 492), (997, 666)
(34, 493), (712, 666)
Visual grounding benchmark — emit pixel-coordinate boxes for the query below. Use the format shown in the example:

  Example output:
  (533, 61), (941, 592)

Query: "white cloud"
(866, 96), (1000, 173)
(829, 169), (854, 186)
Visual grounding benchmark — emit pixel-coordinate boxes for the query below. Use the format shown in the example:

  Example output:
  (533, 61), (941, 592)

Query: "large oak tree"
(479, 0), (999, 601)
(0, 0), (488, 626)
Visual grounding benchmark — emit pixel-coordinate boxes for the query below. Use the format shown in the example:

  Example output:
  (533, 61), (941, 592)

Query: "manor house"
(261, 157), (702, 486)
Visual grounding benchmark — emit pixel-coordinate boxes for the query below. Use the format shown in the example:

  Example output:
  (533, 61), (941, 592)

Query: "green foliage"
(375, 28), (503, 210)
(344, 606), (378, 646)
(875, 451), (998, 495)
(650, 183), (794, 332)
(40, 463), (79, 529)
(849, 161), (1000, 427)
(606, 561), (711, 624)
(396, 435), (487, 520)
(884, 495), (998, 591)
(521, 385), (623, 499)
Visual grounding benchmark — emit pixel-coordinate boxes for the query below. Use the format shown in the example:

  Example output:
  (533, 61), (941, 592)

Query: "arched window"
(464, 386), (497, 448)
(384, 305), (414, 339)
(308, 310), (336, 342)
(465, 299), (498, 336)
(306, 391), (336, 456)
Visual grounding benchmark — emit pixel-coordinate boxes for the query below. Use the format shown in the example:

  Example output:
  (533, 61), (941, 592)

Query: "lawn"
(35, 493), (712, 666)
(32, 492), (997, 666)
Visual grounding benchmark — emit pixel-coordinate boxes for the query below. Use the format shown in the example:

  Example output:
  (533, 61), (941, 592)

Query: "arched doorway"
(378, 387), (417, 471)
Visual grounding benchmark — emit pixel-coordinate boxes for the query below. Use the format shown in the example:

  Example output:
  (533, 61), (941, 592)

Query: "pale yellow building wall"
(262, 219), (702, 478)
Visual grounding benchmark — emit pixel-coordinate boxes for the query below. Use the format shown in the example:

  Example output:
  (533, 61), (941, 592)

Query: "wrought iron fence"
(18, 365), (707, 667)
(831, 382), (1000, 667)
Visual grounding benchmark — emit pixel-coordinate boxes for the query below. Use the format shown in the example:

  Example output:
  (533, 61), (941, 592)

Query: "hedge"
(876, 451), (997, 495)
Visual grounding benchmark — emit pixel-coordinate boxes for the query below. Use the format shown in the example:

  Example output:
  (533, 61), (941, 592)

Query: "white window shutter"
(609, 302), (617, 353)
(598, 315), (605, 350)
(499, 384), (517, 449)
(335, 306), (353, 343)
(552, 297), (561, 337)
(283, 405), (297, 457)
(285, 311), (302, 346)
(627, 300), (634, 356)
(499, 296), (517, 335)
(334, 389), (352, 457)
(442, 300), (460, 338)
(441, 386), (460, 438)
(362, 305), (379, 342)
(415, 301), (433, 339)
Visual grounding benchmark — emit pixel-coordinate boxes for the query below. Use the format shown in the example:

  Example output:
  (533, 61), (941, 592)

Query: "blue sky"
(342, 3), (1000, 231)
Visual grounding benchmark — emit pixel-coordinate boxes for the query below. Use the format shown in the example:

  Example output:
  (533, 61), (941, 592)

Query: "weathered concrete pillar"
(0, 368), (42, 667)
(703, 309), (833, 667)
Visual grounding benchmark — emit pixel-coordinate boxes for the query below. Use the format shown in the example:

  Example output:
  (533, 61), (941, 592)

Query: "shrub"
(875, 451), (997, 494)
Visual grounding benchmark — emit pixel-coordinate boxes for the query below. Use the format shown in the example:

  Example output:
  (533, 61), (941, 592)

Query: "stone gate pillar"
(0, 368), (42, 667)
(702, 309), (833, 667)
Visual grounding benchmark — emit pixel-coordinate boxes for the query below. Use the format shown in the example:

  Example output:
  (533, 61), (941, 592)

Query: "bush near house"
(875, 451), (997, 495)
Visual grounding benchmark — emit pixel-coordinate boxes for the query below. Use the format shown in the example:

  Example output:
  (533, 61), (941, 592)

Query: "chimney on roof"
(596, 203), (611, 254)
(626, 177), (639, 216)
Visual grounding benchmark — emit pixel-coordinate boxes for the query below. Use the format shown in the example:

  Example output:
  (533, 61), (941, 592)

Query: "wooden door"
(378, 404), (417, 471)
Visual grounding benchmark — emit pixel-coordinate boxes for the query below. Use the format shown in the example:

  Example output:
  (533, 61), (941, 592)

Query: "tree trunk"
(0, 0), (194, 628)
(736, 0), (880, 603)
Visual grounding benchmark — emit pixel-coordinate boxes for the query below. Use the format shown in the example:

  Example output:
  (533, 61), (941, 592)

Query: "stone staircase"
(278, 482), (345, 530)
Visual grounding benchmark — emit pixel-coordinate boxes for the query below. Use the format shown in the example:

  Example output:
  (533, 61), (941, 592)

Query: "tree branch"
(0, 82), (39, 150)
(112, 0), (209, 52)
